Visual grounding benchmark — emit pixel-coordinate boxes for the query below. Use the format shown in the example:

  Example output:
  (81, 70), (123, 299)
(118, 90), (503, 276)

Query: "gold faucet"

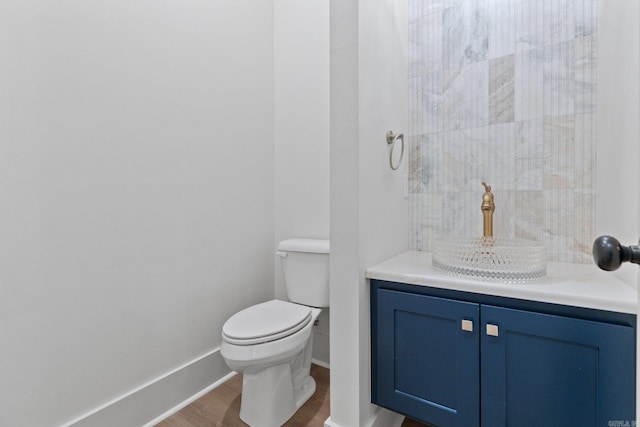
(481, 182), (495, 237)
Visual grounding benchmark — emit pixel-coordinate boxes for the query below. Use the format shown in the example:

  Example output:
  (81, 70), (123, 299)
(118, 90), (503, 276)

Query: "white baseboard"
(324, 408), (404, 427)
(324, 416), (339, 427)
(59, 348), (231, 427)
(311, 358), (330, 369)
(143, 370), (236, 427)
(369, 408), (404, 427)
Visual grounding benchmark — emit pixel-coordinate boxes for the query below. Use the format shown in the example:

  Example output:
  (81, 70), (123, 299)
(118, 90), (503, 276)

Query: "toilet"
(220, 238), (329, 427)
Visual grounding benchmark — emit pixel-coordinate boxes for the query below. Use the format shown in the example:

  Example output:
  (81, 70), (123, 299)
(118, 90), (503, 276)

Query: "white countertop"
(366, 251), (638, 314)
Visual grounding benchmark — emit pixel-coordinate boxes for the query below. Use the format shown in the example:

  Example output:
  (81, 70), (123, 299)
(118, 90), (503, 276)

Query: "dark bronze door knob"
(592, 235), (640, 271)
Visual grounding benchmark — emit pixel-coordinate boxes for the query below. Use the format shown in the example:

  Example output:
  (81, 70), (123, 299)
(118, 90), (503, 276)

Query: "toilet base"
(238, 360), (316, 427)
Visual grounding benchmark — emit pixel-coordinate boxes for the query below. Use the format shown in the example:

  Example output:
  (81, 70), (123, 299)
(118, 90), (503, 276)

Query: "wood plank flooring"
(156, 364), (428, 427)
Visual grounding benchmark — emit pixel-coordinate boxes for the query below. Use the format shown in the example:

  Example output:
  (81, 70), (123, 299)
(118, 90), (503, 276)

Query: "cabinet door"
(374, 289), (480, 427)
(481, 305), (635, 427)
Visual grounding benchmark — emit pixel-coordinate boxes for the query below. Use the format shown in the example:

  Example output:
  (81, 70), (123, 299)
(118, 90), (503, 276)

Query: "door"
(374, 289), (480, 427)
(481, 305), (635, 427)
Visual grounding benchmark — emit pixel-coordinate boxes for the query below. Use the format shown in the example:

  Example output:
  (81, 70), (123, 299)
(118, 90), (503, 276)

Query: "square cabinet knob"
(486, 324), (499, 337)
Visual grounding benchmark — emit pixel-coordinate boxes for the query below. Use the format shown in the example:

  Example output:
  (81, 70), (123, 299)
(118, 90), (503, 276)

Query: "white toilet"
(220, 238), (329, 427)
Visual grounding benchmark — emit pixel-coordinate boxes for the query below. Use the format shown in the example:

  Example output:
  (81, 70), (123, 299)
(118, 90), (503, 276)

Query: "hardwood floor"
(400, 417), (431, 427)
(156, 364), (427, 427)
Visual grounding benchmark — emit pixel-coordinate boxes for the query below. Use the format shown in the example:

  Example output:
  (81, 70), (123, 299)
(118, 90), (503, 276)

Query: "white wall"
(598, 1), (640, 419)
(0, 2), (275, 426)
(274, 0), (331, 365)
(327, 0), (408, 425)
(596, 1), (640, 287)
(636, 1), (640, 420)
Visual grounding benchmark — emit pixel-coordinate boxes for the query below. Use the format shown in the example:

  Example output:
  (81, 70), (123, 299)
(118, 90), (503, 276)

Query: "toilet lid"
(222, 300), (312, 345)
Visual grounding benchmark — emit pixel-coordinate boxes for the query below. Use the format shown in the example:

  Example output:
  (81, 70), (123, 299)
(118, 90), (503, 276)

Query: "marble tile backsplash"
(409, 0), (597, 263)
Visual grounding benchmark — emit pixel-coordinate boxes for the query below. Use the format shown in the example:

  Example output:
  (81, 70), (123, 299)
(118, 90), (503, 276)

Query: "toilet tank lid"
(278, 238), (329, 254)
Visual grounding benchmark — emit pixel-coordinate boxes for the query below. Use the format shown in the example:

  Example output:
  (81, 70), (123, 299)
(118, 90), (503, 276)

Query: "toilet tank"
(277, 239), (330, 308)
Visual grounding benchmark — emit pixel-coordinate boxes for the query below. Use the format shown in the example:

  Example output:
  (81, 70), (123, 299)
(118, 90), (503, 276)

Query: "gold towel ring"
(386, 131), (404, 171)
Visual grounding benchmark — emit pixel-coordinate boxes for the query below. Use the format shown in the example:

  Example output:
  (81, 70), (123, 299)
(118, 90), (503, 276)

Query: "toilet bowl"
(221, 300), (321, 427)
(220, 238), (329, 427)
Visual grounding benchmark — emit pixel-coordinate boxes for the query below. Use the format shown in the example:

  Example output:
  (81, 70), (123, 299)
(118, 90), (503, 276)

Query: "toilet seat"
(222, 300), (312, 346)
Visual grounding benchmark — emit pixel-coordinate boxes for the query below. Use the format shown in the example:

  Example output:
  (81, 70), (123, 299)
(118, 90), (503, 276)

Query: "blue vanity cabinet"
(371, 280), (636, 427)
(481, 305), (635, 426)
(373, 288), (481, 426)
